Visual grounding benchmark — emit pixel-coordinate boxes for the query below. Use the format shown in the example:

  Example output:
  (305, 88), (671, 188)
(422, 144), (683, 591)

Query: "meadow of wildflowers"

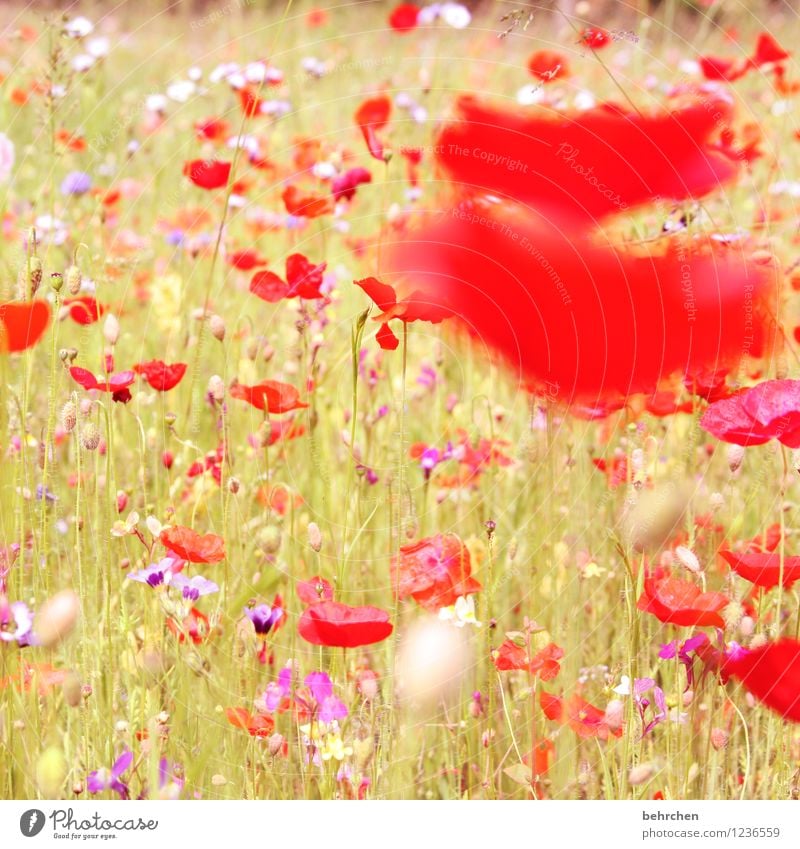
(1, 0), (800, 806)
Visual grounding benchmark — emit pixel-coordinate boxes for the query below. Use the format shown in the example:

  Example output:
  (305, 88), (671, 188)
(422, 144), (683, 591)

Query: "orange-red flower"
(230, 379), (308, 414)
(282, 185), (334, 218)
(637, 575), (729, 628)
(160, 526), (226, 563)
(493, 640), (564, 681)
(298, 601), (393, 648)
(225, 707), (275, 737)
(133, 360), (187, 392)
(391, 533), (482, 611)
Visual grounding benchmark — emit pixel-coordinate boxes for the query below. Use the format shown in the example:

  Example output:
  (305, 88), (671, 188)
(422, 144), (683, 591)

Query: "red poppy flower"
(195, 117), (231, 143)
(225, 707), (275, 737)
(268, 417), (306, 446)
(227, 249), (267, 271)
(296, 575), (334, 606)
(230, 379), (308, 413)
(166, 607), (212, 644)
(298, 601), (393, 648)
(354, 94), (391, 161)
(637, 575), (729, 628)
(386, 206), (773, 402)
(527, 50), (569, 82)
(699, 55), (746, 83)
(391, 533), (482, 611)
(493, 640), (564, 681)
(282, 185), (334, 218)
(160, 526), (226, 563)
(720, 550), (800, 590)
(0, 300), (50, 352)
(699, 31), (789, 83)
(752, 32), (790, 66)
(724, 639), (800, 722)
(133, 360), (187, 392)
(63, 296), (105, 325)
(250, 254), (326, 303)
(255, 483), (303, 514)
(540, 692), (621, 739)
(0, 662), (68, 695)
(331, 166), (372, 202)
(433, 96), (740, 223)
(354, 276), (451, 350)
(580, 27), (612, 49)
(389, 3), (420, 33)
(701, 380), (800, 448)
(183, 159), (231, 190)
(70, 366), (135, 403)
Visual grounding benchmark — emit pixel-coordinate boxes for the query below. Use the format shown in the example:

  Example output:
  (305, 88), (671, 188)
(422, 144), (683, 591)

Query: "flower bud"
(103, 313), (120, 345)
(81, 422), (101, 451)
(727, 444), (745, 473)
(61, 401), (77, 432)
(66, 264), (82, 295)
(307, 521), (322, 552)
(711, 727), (729, 750)
(209, 314), (226, 341)
(628, 763), (655, 786)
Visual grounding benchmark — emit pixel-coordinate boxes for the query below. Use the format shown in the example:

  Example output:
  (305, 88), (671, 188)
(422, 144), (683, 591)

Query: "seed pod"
(81, 422), (101, 451)
(61, 401), (77, 432)
(50, 272), (64, 292)
(65, 264), (82, 295)
(675, 545), (701, 574)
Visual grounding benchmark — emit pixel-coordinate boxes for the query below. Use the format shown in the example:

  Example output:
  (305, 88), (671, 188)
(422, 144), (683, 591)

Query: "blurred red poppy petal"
(0, 300), (50, 352)
(160, 526), (226, 563)
(725, 639), (800, 722)
(184, 159), (231, 190)
(720, 551), (800, 590)
(389, 3), (420, 33)
(250, 270), (289, 303)
(133, 360), (187, 391)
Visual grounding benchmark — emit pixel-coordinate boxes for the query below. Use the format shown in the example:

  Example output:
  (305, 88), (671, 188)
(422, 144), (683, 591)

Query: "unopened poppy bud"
(72, 781), (84, 795)
(162, 450), (174, 468)
(228, 476), (240, 494)
(604, 698), (624, 731)
(682, 689), (694, 707)
(34, 589), (80, 648)
(79, 398), (92, 416)
(710, 491), (724, 511)
(267, 733), (285, 757)
(775, 355), (789, 380)
(81, 423), (101, 451)
(739, 615), (755, 637)
(628, 763), (655, 786)
(710, 727), (729, 750)
(116, 490), (128, 513)
(257, 525), (282, 555)
(209, 313), (226, 341)
(307, 521), (322, 552)
(245, 337), (259, 360)
(727, 444), (745, 473)
(103, 313), (120, 345)
(50, 272), (64, 292)
(61, 401), (77, 432)
(59, 348), (70, 362)
(65, 264), (82, 295)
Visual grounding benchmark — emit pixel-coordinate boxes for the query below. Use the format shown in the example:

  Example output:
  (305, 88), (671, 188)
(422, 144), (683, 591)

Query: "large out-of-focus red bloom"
(230, 379), (308, 413)
(0, 300), (50, 352)
(250, 254), (326, 303)
(391, 533), (482, 611)
(354, 95), (391, 161)
(298, 601), (393, 648)
(386, 204), (773, 402)
(724, 639), (800, 722)
(133, 360), (187, 392)
(432, 95), (739, 222)
(160, 526), (226, 563)
(637, 575), (729, 628)
(700, 380), (800, 448)
(183, 159), (231, 190)
(720, 550), (800, 590)
(389, 3), (420, 32)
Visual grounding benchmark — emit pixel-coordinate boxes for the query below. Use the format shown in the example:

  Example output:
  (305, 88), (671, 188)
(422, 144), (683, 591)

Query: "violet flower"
(0, 598), (33, 644)
(244, 603), (283, 635)
(260, 665), (294, 712)
(87, 750), (133, 799)
(127, 559), (174, 588)
(61, 171), (92, 195)
(172, 574), (218, 601)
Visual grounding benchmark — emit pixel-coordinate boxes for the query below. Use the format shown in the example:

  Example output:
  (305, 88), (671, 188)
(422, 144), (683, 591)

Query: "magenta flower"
(87, 750), (133, 799)
(305, 671), (348, 722)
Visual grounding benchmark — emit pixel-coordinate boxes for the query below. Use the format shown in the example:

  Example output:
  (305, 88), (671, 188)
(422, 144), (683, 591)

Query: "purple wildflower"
(87, 750), (133, 799)
(305, 671), (348, 722)
(0, 598), (33, 644)
(172, 574), (219, 601)
(61, 171), (92, 195)
(244, 603), (283, 635)
(127, 559), (174, 588)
